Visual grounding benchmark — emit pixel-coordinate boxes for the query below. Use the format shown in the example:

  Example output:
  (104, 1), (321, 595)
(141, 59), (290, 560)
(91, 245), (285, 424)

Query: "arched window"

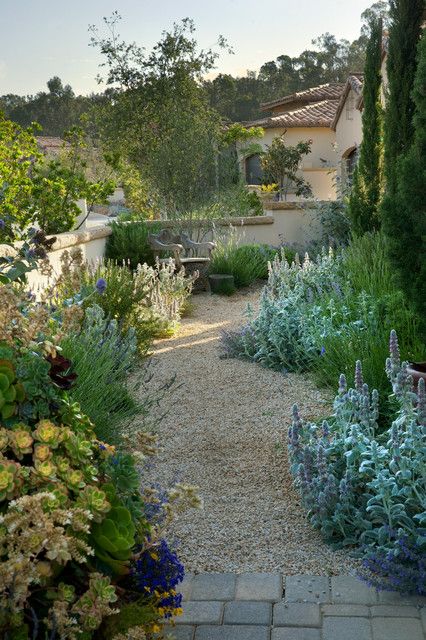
(346, 147), (358, 178)
(245, 154), (263, 185)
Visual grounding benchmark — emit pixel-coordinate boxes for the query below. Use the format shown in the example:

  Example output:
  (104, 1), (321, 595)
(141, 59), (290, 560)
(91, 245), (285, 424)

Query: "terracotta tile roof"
(260, 82), (345, 111)
(331, 73), (364, 130)
(245, 99), (340, 129)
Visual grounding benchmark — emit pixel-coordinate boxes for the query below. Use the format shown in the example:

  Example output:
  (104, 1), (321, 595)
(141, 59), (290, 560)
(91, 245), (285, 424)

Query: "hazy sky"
(1, 0), (375, 96)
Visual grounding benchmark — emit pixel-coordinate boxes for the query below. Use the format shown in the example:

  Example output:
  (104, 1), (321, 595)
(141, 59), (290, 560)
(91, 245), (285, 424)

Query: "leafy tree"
(348, 17), (384, 234)
(386, 30), (426, 336)
(90, 14), (228, 215)
(0, 114), (41, 239)
(261, 133), (312, 200)
(0, 113), (114, 238)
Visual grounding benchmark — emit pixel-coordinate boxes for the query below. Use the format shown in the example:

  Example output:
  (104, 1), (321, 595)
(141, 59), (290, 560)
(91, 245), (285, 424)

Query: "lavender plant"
(288, 330), (426, 593)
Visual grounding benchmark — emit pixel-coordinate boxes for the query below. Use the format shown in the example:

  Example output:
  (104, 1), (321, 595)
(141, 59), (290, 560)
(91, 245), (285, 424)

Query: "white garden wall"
(4, 202), (324, 291)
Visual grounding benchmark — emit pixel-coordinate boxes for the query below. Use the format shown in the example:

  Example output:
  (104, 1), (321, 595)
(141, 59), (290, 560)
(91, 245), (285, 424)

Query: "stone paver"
(271, 629), (320, 640)
(285, 576), (330, 603)
(273, 603), (321, 627)
(224, 601), (272, 625)
(378, 590), (426, 606)
(167, 626), (195, 640)
(175, 601), (223, 625)
(236, 573), (282, 601)
(174, 573), (426, 639)
(371, 605), (420, 618)
(322, 616), (372, 640)
(178, 574), (195, 601)
(371, 617), (424, 640)
(191, 573), (236, 601)
(322, 604), (370, 617)
(195, 625), (270, 639)
(331, 576), (378, 605)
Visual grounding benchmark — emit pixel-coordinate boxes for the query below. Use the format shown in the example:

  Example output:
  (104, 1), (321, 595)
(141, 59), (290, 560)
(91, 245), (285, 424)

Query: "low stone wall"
(6, 203), (323, 291)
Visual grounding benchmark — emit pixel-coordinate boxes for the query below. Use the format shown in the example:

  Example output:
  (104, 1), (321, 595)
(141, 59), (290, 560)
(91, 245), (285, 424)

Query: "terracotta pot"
(406, 362), (426, 391)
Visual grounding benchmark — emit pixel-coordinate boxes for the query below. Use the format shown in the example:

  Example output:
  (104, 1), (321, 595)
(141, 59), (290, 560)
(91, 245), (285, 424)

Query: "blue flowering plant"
(288, 330), (426, 593)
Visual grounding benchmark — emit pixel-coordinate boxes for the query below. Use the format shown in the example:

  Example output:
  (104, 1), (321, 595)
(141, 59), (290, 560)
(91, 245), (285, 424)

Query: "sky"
(1, 0), (376, 96)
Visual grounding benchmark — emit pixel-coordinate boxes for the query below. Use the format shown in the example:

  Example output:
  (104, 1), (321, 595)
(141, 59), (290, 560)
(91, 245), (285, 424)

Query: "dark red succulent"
(46, 353), (77, 390)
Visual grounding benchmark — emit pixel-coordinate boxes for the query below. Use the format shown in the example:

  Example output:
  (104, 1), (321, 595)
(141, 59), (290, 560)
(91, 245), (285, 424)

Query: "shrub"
(222, 249), (342, 370)
(288, 331), (426, 593)
(0, 230), (198, 638)
(105, 220), (161, 270)
(312, 233), (424, 417)
(209, 235), (285, 288)
(223, 232), (424, 417)
(60, 305), (139, 444)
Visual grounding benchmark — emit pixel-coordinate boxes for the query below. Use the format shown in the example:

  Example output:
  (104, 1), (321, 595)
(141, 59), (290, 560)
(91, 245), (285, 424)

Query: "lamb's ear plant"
(288, 330), (426, 595)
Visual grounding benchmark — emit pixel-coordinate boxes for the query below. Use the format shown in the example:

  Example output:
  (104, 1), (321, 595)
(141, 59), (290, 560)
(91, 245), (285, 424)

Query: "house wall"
(334, 88), (363, 188)
(239, 126), (337, 200)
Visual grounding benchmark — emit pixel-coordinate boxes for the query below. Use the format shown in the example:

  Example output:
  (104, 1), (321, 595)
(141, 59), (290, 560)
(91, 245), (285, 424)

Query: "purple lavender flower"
(96, 277), (107, 294)
(0, 219), (5, 230)
(355, 360), (364, 392)
(417, 377), (426, 426)
(389, 329), (400, 364)
(338, 373), (347, 395)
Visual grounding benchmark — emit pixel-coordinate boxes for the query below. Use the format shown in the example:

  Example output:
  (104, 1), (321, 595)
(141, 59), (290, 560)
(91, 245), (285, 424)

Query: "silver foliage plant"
(222, 248), (346, 370)
(288, 330), (426, 588)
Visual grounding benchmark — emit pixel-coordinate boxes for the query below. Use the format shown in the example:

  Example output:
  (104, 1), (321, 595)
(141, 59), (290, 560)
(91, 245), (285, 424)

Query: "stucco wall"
(239, 126), (337, 199)
(335, 89), (363, 158)
(12, 206), (324, 292)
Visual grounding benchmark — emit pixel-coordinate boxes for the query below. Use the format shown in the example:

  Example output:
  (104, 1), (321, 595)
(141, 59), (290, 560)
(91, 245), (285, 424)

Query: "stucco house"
(330, 73), (364, 191)
(241, 83), (345, 200)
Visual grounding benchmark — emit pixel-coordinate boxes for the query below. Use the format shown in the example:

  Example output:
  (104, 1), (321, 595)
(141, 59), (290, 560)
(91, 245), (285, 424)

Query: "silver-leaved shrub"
(288, 330), (426, 593)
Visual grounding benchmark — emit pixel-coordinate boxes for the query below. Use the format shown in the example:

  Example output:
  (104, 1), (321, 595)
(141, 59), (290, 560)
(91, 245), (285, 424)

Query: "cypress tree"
(348, 17), (383, 235)
(390, 33), (426, 335)
(380, 0), (424, 332)
(382, 0), (424, 194)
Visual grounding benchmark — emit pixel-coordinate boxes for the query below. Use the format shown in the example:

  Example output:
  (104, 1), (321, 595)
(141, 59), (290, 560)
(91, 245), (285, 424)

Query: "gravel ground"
(140, 286), (359, 575)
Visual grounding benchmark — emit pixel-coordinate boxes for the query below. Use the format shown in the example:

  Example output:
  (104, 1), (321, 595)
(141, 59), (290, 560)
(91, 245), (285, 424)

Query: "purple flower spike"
(389, 329), (400, 364)
(338, 373), (347, 394)
(417, 377), (426, 426)
(0, 219), (5, 230)
(355, 360), (363, 392)
(96, 277), (107, 294)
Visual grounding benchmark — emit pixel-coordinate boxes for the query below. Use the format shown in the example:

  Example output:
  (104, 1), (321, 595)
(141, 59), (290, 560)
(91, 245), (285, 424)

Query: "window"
(245, 154), (263, 185)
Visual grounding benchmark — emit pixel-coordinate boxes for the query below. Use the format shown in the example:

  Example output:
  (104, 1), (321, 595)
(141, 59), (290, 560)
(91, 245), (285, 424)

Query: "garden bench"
(148, 229), (215, 290)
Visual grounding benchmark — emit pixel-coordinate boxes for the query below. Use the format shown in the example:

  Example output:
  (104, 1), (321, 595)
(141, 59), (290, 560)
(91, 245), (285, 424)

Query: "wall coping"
(42, 215), (275, 251)
(1, 215), (279, 256)
(265, 200), (321, 210)
(49, 225), (113, 251)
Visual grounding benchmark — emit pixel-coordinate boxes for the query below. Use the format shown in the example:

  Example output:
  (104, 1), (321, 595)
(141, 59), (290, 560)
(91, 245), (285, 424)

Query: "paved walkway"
(167, 573), (426, 640)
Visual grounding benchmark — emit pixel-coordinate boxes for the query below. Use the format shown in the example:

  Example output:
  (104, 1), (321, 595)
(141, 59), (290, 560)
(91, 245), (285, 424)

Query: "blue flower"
(0, 219), (5, 230)
(131, 538), (185, 607)
(96, 278), (107, 294)
(320, 346), (326, 356)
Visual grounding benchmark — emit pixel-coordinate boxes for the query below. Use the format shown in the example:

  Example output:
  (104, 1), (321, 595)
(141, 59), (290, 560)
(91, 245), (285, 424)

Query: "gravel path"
(141, 287), (358, 575)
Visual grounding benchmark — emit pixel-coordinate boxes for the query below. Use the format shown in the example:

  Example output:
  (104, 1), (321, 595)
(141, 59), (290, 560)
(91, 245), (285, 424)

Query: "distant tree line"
(0, 2), (389, 135)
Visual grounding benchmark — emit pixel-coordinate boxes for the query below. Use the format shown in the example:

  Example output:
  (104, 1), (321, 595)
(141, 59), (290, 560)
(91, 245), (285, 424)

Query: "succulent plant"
(91, 501), (136, 575)
(77, 485), (111, 522)
(0, 359), (25, 421)
(46, 353), (77, 390)
(0, 457), (24, 501)
(33, 420), (62, 448)
(9, 429), (33, 459)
